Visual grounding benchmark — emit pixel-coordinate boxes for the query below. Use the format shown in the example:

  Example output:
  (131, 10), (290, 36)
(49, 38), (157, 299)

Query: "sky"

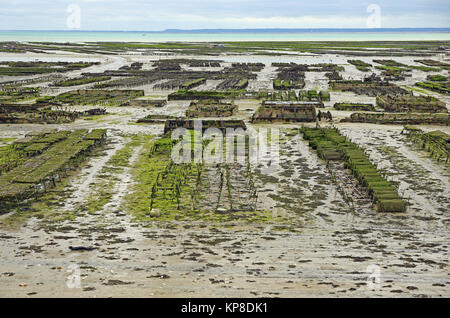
(0, 0), (449, 31)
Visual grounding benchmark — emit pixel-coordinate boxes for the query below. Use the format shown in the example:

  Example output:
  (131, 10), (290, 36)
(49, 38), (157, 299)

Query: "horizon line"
(1, 27), (450, 33)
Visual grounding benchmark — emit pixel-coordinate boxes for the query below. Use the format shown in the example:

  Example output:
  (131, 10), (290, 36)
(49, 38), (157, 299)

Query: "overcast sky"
(1, 0), (449, 30)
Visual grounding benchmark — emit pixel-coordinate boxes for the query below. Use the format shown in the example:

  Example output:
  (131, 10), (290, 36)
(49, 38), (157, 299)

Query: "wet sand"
(0, 49), (449, 298)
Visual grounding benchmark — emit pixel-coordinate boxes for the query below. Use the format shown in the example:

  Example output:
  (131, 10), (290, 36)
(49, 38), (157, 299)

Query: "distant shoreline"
(1, 29), (450, 43)
(2, 28), (450, 33)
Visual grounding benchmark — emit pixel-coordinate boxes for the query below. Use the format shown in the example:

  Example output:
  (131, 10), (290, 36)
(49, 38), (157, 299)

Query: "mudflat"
(0, 41), (448, 297)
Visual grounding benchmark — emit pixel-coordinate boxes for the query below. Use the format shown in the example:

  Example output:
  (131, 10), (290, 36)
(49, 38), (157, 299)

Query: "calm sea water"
(1, 30), (450, 43)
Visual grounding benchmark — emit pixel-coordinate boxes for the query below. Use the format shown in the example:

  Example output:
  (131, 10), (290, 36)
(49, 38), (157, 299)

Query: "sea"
(1, 29), (450, 43)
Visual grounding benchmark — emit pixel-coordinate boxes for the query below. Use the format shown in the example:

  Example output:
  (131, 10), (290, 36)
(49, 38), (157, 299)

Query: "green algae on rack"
(0, 129), (107, 210)
(402, 126), (450, 164)
(302, 127), (407, 212)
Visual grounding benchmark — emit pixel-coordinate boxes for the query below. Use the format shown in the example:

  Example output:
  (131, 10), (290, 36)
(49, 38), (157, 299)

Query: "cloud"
(0, 0), (449, 30)
(153, 14), (370, 29)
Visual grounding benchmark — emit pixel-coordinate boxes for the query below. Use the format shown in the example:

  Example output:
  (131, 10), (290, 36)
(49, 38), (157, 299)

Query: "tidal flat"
(0, 41), (448, 297)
